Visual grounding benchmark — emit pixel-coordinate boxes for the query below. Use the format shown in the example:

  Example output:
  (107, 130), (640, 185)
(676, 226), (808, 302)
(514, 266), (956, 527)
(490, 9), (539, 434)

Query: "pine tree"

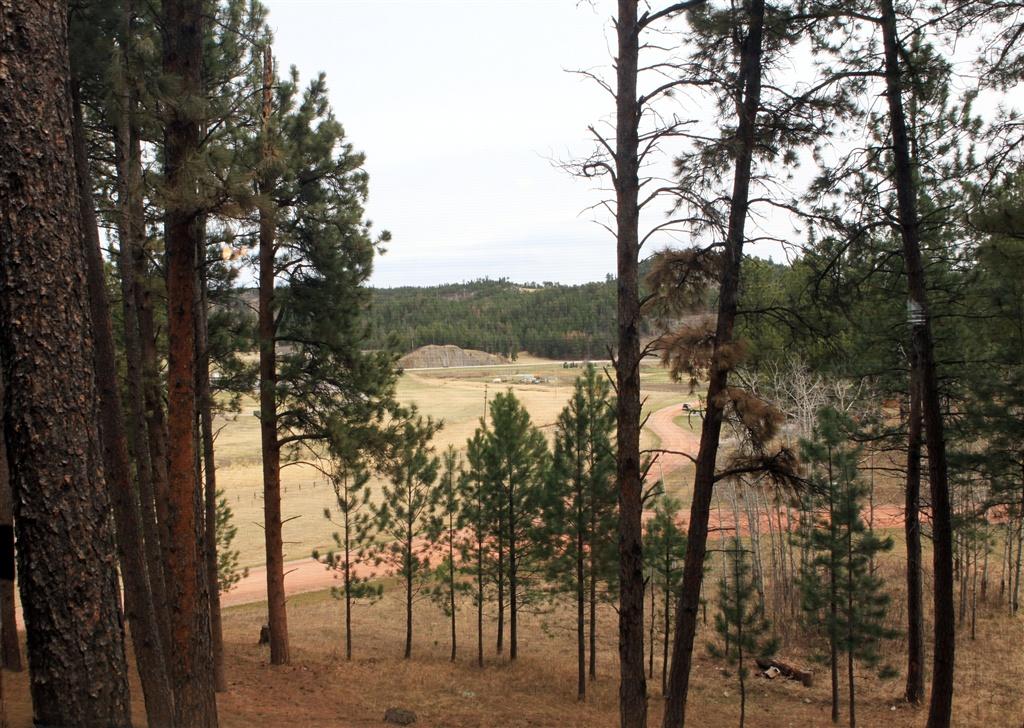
(485, 391), (550, 661)
(427, 446), (467, 662)
(644, 495), (687, 695)
(546, 365), (617, 699)
(372, 413), (442, 659)
(797, 407), (897, 728)
(0, 2), (132, 724)
(216, 490), (247, 595)
(459, 427), (496, 668)
(315, 463), (381, 660)
(709, 539), (777, 728)
(253, 52), (398, 665)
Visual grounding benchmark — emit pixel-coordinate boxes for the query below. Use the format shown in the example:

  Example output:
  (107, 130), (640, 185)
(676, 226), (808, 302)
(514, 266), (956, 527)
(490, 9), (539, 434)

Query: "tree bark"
(161, 0), (219, 723)
(662, 3), (764, 726)
(196, 243), (227, 692)
(0, 384), (19, 673)
(614, 3), (647, 725)
(72, 79), (177, 728)
(0, 2), (131, 723)
(878, 3), (955, 725)
(258, 44), (290, 666)
(904, 368), (925, 704)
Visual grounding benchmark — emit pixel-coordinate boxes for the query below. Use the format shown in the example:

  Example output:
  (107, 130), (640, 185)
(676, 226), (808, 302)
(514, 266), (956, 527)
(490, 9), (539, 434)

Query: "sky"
(263, 0), (631, 288)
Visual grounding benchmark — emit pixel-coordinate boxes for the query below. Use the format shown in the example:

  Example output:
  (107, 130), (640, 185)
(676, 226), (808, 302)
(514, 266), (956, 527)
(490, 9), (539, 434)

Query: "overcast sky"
(263, 0), (633, 288)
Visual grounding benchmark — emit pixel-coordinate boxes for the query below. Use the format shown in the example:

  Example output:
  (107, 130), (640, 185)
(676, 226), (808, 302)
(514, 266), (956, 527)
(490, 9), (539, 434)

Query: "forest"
(0, 1), (1022, 728)
(365, 278), (621, 361)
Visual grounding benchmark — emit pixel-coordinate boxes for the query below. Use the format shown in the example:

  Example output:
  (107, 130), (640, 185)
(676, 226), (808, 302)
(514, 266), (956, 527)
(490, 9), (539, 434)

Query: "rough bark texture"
(904, 368), (925, 704)
(258, 44), (290, 666)
(161, 0), (219, 724)
(0, 385), (19, 673)
(662, 3), (764, 725)
(614, 3), (648, 725)
(878, 3), (955, 725)
(72, 79), (176, 728)
(0, 2), (132, 724)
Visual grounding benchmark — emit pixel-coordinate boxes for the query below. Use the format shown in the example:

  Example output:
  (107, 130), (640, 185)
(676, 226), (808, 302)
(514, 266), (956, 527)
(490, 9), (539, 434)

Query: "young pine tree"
(645, 495), (687, 695)
(709, 539), (777, 728)
(372, 413), (442, 659)
(216, 489), (248, 595)
(426, 445), (469, 662)
(546, 365), (617, 700)
(485, 391), (550, 662)
(797, 407), (898, 728)
(315, 463), (381, 660)
(458, 427), (498, 668)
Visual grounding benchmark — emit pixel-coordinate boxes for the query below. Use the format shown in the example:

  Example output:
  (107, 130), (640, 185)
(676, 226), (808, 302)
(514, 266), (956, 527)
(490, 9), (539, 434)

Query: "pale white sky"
(264, 0), (630, 288)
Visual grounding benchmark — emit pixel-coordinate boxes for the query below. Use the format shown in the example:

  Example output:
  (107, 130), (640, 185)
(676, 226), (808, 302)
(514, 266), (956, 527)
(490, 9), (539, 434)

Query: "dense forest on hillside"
(364, 263), (735, 359)
(366, 278), (618, 359)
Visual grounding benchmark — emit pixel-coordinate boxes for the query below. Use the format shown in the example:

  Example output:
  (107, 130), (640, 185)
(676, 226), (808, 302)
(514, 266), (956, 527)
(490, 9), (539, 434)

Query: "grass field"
(215, 358), (694, 568)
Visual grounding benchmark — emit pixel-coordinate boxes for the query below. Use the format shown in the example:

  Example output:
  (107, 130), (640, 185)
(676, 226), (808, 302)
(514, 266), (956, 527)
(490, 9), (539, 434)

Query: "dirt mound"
(399, 344), (509, 369)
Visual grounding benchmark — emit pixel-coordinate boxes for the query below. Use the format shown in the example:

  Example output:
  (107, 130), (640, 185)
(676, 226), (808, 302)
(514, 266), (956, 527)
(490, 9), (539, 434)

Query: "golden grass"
(214, 361), (692, 568)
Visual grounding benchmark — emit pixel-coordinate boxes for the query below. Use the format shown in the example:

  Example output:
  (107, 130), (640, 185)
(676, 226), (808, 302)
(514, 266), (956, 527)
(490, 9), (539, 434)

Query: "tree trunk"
(477, 531), (484, 668)
(258, 44), (289, 666)
(344, 511), (353, 660)
(508, 480), (518, 661)
(878, 3), (955, 725)
(73, 80), (177, 728)
(614, 3), (647, 725)
(404, 521), (413, 659)
(196, 245), (227, 692)
(496, 528), (505, 655)
(577, 506), (586, 701)
(0, 3), (131, 723)
(161, 0), (219, 723)
(115, 86), (172, 659)
(449, 512), (457, 662)
(904, 369), (925, 704)
(662, 4), (764, 725)
(0, 394), (19, 673)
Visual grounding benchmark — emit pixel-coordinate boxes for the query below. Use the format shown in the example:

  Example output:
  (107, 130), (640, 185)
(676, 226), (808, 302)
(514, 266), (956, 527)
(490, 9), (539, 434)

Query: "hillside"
(366, 278), (618, 360)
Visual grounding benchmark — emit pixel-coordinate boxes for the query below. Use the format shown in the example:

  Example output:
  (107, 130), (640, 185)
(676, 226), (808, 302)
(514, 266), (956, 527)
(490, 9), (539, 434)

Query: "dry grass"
(3, 581), (1018, 727)
(214, 362), (692, 568)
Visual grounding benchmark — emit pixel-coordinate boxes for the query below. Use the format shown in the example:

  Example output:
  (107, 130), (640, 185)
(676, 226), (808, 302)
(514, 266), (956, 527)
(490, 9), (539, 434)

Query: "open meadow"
(215, 358), (698, 570)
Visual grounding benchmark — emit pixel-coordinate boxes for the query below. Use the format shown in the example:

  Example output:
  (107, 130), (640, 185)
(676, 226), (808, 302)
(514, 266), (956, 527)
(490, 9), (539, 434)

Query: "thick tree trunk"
(878, 3), (955, 725)
(161, 0), (219, 723)
(662, 4), (764, 726)
(258, 45), (290, 666)
(0, 395), (19, 673)
(0, 3), (131, 723)
(904, 369), (925, 704)
(196, 248), (227, 692)
(614, 3), (647, 725)
(73, 80), (177, 728)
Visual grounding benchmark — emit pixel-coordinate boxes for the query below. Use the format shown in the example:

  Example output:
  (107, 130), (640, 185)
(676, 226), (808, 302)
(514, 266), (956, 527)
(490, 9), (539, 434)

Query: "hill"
(366, 277), (618, 360)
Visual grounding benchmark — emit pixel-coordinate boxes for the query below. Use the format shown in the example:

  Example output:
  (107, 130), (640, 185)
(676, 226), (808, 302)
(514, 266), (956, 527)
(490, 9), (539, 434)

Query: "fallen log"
(755, 657), (813, 687)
